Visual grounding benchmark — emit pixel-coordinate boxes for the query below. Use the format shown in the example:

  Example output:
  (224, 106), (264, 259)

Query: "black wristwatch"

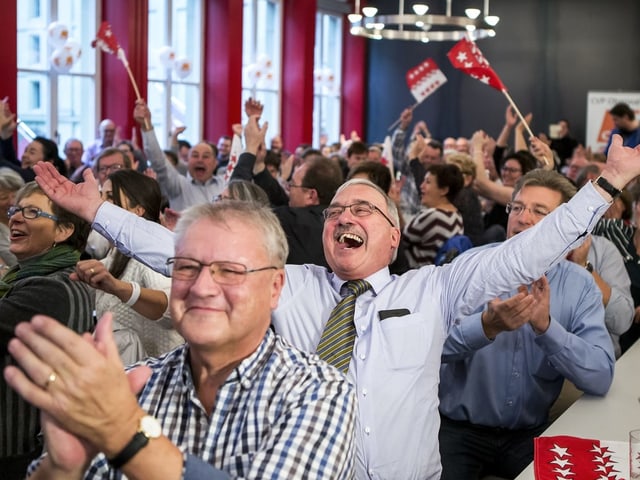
(584, 261), (594, 273)
(594, 176), (622, 199)
(108, 415), (162, 469)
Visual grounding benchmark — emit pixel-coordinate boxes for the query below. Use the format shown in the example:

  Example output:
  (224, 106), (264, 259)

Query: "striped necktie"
(316, 279), (371, 373)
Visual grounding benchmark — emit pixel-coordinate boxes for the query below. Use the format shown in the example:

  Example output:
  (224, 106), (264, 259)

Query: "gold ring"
(44, 371), (57, 389)
(89, 268), (95, 275)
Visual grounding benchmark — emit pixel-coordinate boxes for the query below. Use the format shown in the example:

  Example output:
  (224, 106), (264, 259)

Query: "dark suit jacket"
(274, 205), (328, 268)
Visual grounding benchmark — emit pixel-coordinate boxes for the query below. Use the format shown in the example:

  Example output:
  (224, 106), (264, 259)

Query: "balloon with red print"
(63, 39), (82, 61)
(50, 47), (76, 73)
(48, 22), (69, 48)
(173, 57), (192, 79)
(157, 46), (176, 69)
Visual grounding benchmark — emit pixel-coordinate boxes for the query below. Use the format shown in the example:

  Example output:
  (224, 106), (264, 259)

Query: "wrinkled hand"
(244, 114), (268, 155)
(388, 176), (406, 205)
(566, 235), (592, 267)
(133, 100), (152, 130)
(0, 97), (17, 140)
(481, 286), (536, 339)
(244, 97), (264, 118)
(72, 260), (120, 296)
(529, 136), (553, 168)
(3, 314), (152, 457)
(504, 105), (518, 128)
(33, 162), (103, 223)
(409, 135), (427, 160)
(528, 276), (551, 334)
(601, 134), (640, 190)
(399, 108), (413, 130)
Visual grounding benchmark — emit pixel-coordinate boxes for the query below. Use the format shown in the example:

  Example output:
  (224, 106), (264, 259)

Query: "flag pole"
(501, 89), (551, 168)
(387, 101), (419, 132)
(118, 49), (149, 130)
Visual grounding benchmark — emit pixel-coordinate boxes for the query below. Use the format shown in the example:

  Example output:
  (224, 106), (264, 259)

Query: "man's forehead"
(332, 184), (385, 205)
(514, 185), (562, 207)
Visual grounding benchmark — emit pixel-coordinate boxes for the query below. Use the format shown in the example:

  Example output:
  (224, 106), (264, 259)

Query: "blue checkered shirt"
(29, 329), (356, 479)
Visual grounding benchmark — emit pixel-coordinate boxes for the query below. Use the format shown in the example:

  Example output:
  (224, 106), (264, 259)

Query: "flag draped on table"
(447, 36), (506, 91)
(534, 435), (629, 480)
(406, 58), (448, 104)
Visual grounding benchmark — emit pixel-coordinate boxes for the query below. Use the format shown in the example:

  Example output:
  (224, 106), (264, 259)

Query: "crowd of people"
(1, 93), (640, 479)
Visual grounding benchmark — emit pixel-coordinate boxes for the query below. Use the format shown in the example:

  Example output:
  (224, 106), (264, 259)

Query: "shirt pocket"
(378, 313), (432, 370)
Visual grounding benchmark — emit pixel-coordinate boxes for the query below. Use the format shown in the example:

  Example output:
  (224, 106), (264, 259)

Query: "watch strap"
(107, 431), (149, 469)
(594, 176), (622, 199)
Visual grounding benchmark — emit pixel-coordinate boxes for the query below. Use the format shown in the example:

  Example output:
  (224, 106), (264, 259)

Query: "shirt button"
(359, 353), (366, 360)
(513, 371), (520, 377)
(364, 427), (371, 435)
(507, 400), (513, 406)
(362, 388), (368, 397)
(360, 325), (366, 333)
(587, 205), (594, 212)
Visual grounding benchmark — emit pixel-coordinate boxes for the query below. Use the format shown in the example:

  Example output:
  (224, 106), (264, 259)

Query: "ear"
(440, 185), (450, 198)
(390, 226), (401, 249)
(54, 222), (75, 244)
(307, 188), (319, 205)
(132, 205), (146, 217)
(269, 269), (286, 310)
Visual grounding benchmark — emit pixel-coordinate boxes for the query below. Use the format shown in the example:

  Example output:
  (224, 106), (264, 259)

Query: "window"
(17, 0), (97, 151)
(242, 0), (282, 142)
(313, 11), (343, 148)
(147, 0), (203, 149)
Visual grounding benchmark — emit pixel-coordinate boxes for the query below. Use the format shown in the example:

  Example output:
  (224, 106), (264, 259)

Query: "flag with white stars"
(534, 435), (629, 479)
(91, 21), (120, 55)
(447, 37), (506, 91)
(405, 58), (447, 104)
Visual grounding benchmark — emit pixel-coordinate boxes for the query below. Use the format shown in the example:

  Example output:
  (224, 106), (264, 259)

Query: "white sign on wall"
(586, 91), (640, 152)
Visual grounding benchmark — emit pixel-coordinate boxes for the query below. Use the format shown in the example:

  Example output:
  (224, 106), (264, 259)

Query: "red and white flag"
(91, 22), (120, 56)
(380, 135), (394, 179)
(534, 435), (629, 480)
(224, 133), (244, 183)
(447, 37), (506, 91)
(405, 58), (447, 104)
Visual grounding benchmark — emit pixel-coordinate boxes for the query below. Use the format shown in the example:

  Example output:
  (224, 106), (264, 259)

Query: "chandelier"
(348, 0), (500, 42)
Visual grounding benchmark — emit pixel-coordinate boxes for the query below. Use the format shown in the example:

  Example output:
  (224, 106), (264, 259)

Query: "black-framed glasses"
(505, 202), (550, 219)
(7, 205), (59, 221)
(323, 201), (395, 227)
(166, 257), (277, 285)
(97, 164), (124, 174)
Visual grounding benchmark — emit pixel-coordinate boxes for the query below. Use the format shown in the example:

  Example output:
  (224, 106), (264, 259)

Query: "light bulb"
(348, 13), (363, 23)
(465, 8), (481, 19)
(412, 4), (429, 15)
(362, 7), (378, 17)
(485, 15), (500, 26)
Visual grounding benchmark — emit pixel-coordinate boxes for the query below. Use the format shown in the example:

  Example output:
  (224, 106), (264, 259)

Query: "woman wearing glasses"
(74, 169), (183, 364)
(0, 181), (94, 479)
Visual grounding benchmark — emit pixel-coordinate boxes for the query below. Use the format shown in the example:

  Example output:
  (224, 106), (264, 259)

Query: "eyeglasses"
(287, 182), (307, 189)
(501, 166), (522, 174)
(97, 164), (124, 174)
(505, 202), (550, 219)
(8, 205), (59, 221)
(166, 257), (277, 285)
(323, 201), (395, 227)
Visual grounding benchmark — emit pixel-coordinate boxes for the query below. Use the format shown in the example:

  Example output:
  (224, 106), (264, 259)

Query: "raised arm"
(470, 130), (514, 205)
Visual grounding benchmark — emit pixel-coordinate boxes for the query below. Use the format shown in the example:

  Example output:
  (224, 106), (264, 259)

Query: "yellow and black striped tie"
(316, 279), (371, 373)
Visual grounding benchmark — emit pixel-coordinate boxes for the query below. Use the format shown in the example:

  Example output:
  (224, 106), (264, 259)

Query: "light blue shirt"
(92, 182), (611, 480)
(142, 129), (224, 211)
(439, 256), (615, 430)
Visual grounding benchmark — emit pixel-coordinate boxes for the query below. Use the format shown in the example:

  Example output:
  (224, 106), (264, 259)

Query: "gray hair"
(174, 200), (289, 267)
(333, 178), (401, 228)
(512, 169), (577, 203)
(0, 168), (25, 192)
(224, 180), (270, 206)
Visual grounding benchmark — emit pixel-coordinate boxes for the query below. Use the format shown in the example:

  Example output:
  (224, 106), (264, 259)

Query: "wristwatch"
(107, 415), (162, 469)
(594, 176), (622, 199)
(584, 261), (594, 273)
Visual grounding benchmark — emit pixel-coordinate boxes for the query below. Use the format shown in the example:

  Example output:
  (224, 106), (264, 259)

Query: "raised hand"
(133, 100), (152, 131)
(0, 97), (17, 140)
(244, 114), (268, 155)
(244, 97), (264, 118)
(601, 134), (640, 190)
(480, 286), (536, 339)
(33, 162), (104, 223)
(504, 105), (518, 128)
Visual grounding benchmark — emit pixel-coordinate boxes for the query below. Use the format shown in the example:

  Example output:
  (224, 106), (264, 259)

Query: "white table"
(515, 339), (640, 479)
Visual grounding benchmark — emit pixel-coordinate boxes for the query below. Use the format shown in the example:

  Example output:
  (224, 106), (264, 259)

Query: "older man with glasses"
(4, 200), (356, 480)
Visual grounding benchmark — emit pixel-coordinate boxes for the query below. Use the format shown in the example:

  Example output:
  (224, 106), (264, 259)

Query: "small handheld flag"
(406, 58), (448, 103)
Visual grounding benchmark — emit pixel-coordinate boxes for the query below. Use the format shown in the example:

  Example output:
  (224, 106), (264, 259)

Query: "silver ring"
(89, 268), (95, 275)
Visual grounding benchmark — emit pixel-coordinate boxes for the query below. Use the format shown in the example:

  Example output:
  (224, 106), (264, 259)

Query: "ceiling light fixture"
(348, 0), (500, 42)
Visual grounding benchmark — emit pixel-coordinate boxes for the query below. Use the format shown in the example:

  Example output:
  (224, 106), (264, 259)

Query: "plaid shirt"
(29, 329), (356, 479)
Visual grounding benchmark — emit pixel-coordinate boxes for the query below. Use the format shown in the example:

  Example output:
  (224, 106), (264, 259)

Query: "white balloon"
(244, 63), (261, 87)
(63, 39), (82, 60)
(48, 22), (69, 48)
(256, 54), (272, 72)
(313, 68), (324, 88)
(50, 48), (75, 73)
(173, 57), (192, 79)
(157, 46), (176, 69)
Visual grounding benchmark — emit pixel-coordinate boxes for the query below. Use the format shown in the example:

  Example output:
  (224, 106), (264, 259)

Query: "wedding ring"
(44, 371), (57, 389)
(89, 268), (95, 275)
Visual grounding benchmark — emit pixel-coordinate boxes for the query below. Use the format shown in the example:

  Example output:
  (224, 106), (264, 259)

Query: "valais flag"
(447, 37), (506, 91)
(224, 133), (244, 183)
(406, 58), (447, 104)
(380, 135), (394, 179)
(91, 22), (121, 56)
(534, 435), (630, 480)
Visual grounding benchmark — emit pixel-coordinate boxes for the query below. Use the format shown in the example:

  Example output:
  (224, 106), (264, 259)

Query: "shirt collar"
(330, 266), (391, 297)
